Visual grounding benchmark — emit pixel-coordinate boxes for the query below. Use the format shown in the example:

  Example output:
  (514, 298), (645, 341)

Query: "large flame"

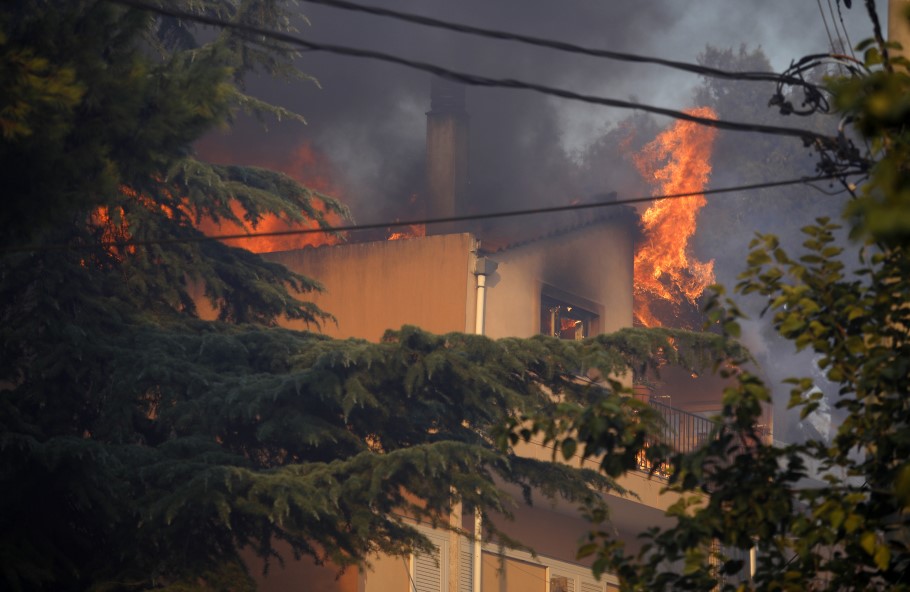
(93, 142), (345, 256)
(633, 107), (717, 327)
(195, 141), (345, 253)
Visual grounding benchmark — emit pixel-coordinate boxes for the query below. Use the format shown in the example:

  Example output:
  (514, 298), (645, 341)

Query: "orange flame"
(91, 142), (344, 258)
(386, 194), (426, 240)
(388, 223), (426, 241)
(195, 141), (346, 253)
(90, 184), (173, 259)
(633, 107), (718, 327)
(90, 205), (131, 259)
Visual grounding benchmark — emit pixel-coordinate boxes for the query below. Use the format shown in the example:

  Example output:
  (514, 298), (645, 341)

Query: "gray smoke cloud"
(210, 0), (869, 221)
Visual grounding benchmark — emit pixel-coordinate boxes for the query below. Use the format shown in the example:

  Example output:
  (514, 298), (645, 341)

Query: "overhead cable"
(300, 0), (815, 88)
(834, 0), (858, 58)
(3, 172), (866, 254)
(106, 0), (840, 147)
(816, 0), (839, 52)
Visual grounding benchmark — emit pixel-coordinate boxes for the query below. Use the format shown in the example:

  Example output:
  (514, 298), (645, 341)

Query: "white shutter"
(458, 538), (473, 592)
(580, 580), (603, 592)
(413, 546), (442, 592)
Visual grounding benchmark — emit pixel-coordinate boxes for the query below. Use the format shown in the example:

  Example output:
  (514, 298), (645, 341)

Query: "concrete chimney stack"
(426, 78), (469, 235)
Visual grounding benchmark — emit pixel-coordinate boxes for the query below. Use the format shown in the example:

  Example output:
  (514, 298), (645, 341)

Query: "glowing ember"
(633, 107), (718, 327)
(90, 183), (168, 258)
(194, 141), (346, 253)
(388, 223), (426, 241)
(90, 205), (131, 260)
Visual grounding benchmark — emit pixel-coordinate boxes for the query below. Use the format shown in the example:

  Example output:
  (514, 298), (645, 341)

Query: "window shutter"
(413, 551), (440, 592)
(458, 538), (473, 592)
(580, 580), (603, 592)
(413, 544), (443, 592)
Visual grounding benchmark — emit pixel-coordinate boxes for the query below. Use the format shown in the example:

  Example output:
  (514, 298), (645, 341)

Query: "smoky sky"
(203, 0), (871, 224)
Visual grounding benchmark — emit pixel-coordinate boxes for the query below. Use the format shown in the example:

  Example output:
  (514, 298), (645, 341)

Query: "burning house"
(193, 79), (771, 591)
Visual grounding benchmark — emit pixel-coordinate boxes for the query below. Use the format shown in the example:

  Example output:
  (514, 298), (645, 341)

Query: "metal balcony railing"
(635, 399), (771, 479)
(648, 399), (716, 455)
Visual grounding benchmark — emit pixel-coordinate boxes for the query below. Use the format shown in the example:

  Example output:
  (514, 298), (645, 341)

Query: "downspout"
(473, 256), (497, 335)
(472, 256), (498, 592)
(750, 546), (757, 581)
(474, 273), (488, 335)
(472, 511), (482, 592)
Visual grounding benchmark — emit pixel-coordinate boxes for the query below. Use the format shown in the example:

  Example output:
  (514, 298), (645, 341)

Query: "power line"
(826, 0), (847, 53)
(300, 0), (814, 89)
(825, 0), (859, 70)
(835, 0), (858, 59)
(817, 0), (838, 52)
(3, 172), (866, 254)
(106, 0), (841, 147)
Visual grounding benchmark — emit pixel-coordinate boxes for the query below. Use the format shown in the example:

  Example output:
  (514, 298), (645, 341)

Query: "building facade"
(241, 209), (682, 592)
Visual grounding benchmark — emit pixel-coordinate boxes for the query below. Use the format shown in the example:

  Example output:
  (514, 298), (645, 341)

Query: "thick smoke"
(204, 0), (868, 223)
(199, 0), (871, 441)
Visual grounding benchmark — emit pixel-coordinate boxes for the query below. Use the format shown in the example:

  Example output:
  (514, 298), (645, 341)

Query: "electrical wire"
(299, 0), (815, 89)
(825, 0), (859, 73)
(402, 556), (417, 592)
(2, 171), (866, 254)
(817, 0), (839, 52)
(804, 179), (853, 196)
(827, 0), (847, 53)
(105, 0), (840, 147)
(835, 0), (858, 59)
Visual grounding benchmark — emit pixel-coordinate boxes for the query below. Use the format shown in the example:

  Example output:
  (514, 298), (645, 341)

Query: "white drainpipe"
(473, 511), (482, 592)
(474, 273), (487, 335)
(472, 256), (497, 592)
(750, 546), (757, 580)
(473, 257), (497, 335)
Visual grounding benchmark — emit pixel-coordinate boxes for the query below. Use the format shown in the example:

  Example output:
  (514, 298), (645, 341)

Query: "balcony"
(637, 398), (772, 478)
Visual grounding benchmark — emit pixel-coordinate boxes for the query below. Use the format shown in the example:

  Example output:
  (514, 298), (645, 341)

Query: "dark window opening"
(541, 295), (596, 340)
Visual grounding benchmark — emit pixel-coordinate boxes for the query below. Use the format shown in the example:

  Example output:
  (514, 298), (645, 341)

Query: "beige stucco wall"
(506, 437), (680, 560)
(481, 553), (546, 592)
(265, 233), (477, 341)
(482, 220), (635, 340)
(363, 552), (411, 592)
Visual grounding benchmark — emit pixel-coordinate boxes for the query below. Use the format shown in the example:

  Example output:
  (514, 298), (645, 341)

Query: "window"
(540, 295), (596, 340)
(550, 575), (573, 592)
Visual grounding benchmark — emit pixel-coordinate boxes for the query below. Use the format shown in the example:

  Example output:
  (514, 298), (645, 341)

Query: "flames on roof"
(633, 106), (718, 328)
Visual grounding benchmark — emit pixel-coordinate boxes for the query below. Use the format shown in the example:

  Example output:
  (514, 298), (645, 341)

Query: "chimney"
(426, 77), (469, 235)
